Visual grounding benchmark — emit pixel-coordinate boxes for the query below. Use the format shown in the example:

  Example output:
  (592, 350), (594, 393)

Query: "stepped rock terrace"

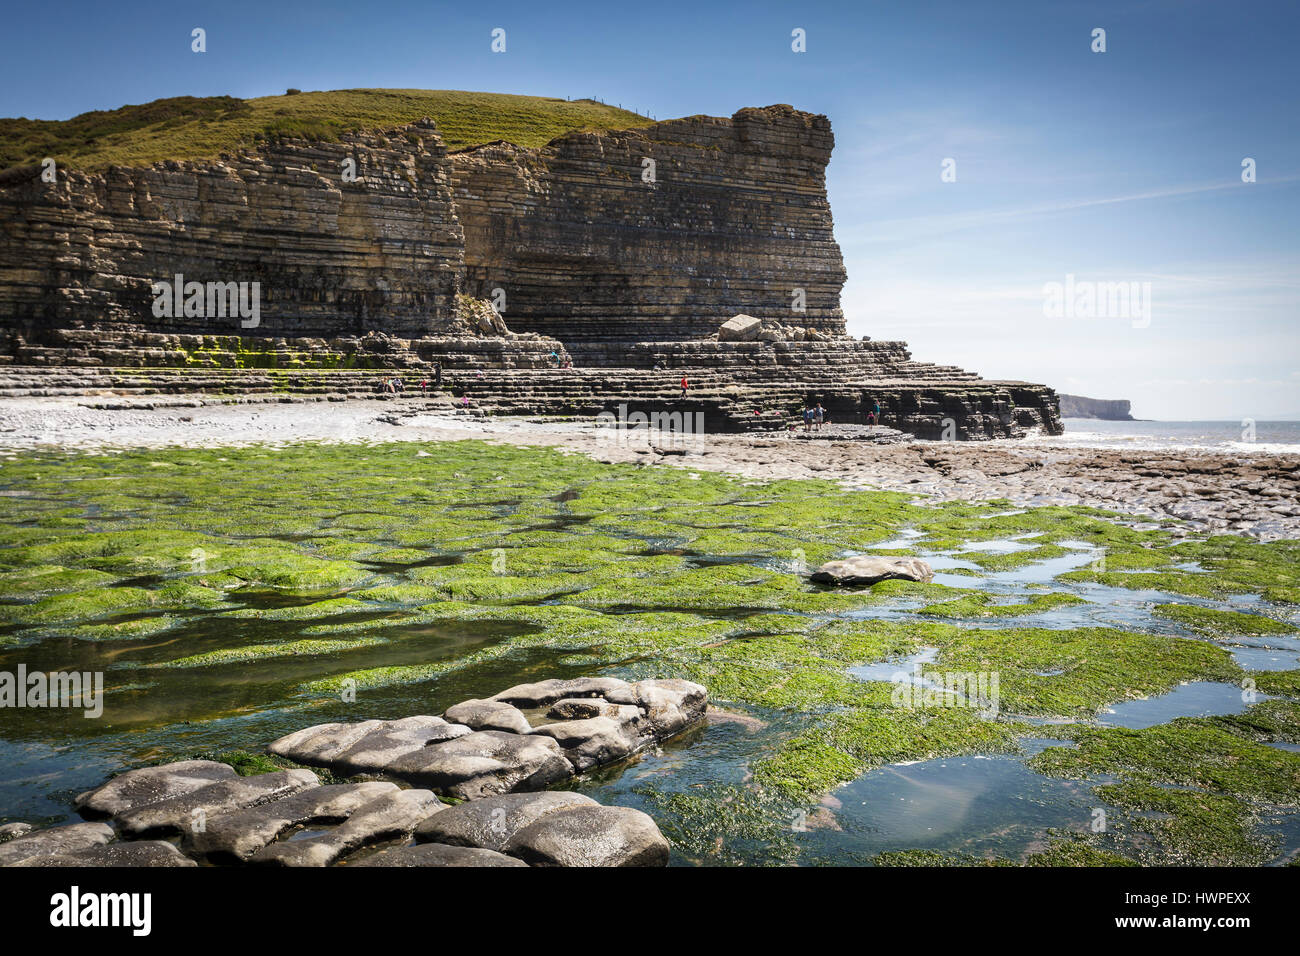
(0, 92), (1061, 440)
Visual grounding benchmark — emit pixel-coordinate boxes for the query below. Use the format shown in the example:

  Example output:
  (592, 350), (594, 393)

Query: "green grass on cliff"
(0, 89), (655, 171)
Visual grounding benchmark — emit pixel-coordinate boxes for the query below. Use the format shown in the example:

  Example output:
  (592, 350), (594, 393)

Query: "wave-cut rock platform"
(0, 676), (707, 868)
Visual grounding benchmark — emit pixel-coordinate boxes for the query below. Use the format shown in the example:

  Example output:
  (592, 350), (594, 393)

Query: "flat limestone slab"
(187, 781), (398, 863)
(491, 677), (632, 708)
(116, 769), (320, 838)
(386, 730), (574, 799)
(13, 841), (196, 867)
(503, 805), (671, 867)
(328, 716), (473, 776)
(349, 843), (527, 867)
(415, 791), (598, 853)
(0, 822), (114, 866)
(266, 719), (386, 766)
(74, 759), (238, 818)
(251, 789), (442, 867)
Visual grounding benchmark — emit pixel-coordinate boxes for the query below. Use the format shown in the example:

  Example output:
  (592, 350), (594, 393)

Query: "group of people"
(790, 401), (882, 432)
(800, 403), (828, 431)
(381, 360), (447, 394)
(549, 351), (573, 369)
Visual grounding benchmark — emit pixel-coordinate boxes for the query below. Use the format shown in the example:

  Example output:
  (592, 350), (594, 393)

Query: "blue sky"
(3, 0), (1296, 419)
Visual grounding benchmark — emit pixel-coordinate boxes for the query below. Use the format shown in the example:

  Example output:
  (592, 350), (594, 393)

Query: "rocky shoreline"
(0, 675), (706, 867)
(1, 396), (1295, 539)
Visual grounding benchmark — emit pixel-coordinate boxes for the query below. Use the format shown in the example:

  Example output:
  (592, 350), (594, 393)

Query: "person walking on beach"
(680, 375), (689, 400)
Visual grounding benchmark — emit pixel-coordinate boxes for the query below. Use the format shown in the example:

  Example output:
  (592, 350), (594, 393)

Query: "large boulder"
(414, 791), (598, 853)
(267, 720), (386, 766)
(810, 556), (934, 586)
(13, 841), (197, 868)
(529, 716), (637, 771)
(491, 677), (631, 708)
(503, 805), (670, 867)
(328, 716), (472, 776)
(74, 759), (238, 818)
(718, 313), (762, 342)
(268, 716), (471, 776)
(444, 698), (532, 735)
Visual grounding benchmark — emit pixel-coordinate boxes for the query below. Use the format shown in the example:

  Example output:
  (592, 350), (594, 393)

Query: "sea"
(1024, 418), (1300, 454)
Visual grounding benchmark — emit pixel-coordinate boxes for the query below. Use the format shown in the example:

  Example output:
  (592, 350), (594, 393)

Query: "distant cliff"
(1058, 394), (1134, 420)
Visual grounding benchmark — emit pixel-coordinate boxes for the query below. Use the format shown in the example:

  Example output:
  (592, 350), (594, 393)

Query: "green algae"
(1092, 780), (1276, 866)
(918, 592), (1087, 619)
(2, 439), (1298, 867)
(158, 637), (386, 668)
(930, 626), (1242, 718)
(1030, 706), (1300, 805)
(1152, 602), (1294, 637)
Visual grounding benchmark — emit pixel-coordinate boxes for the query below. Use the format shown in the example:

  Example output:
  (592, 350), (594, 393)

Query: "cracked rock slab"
(251, 788), (442, 867)
(490, 677), (631, 708)
(187, 781), (398, 863)
(328, 716), (473, 776)
(0, 822), (115, 866)
(385, 730), (574, 799)
(350, 843), (527, 867)
(13, 841), (197, 867)
(414, 791), (598, 853)
(74, 759), (238, 818)
(503, 805), (670, 867)
(116, 769), (320, 839)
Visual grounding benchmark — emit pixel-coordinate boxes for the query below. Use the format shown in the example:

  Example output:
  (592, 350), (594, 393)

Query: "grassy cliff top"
(0, 89), (656, 171)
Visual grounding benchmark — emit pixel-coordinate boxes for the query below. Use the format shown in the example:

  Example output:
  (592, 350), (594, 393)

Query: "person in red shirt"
(680, 375), (689, 399)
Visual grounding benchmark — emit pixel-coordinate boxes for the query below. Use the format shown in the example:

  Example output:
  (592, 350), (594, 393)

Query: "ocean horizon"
(1025, 417), (1300, 453)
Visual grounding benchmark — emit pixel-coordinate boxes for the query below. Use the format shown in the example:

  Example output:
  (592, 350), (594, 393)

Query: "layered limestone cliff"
(450, 105), (847, 356)
(0, 121), (463, 341)
(0, 100), (1062, 437)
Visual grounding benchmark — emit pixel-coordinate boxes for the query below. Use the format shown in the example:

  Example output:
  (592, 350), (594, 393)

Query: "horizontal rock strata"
(0, 103), (1063, 439)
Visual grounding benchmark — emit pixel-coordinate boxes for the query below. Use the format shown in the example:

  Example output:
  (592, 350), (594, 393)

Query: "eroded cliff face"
(0, 102), (1062, 437)
(0, 120), (464, 343)
(450, 105), (848, 356)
